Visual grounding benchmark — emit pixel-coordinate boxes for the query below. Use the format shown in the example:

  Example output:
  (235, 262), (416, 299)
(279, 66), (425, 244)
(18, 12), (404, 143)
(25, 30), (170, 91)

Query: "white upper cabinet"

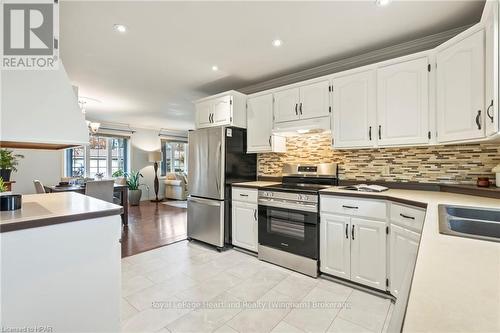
(194, 91), (247, 129)
(350, 217), (387, 290)
(273, 88), (300, 123)
(246, 94), (286, 153)
(485, 2), (499, 136)
(377, 57), (430, 146)
(299, 80), (331, 120)
(212, 95), (232, 125)
(274, 80), (330, 123)
(436, 30), (485, 143)
(332, 70), (376, 148)
(196, 100), (213, 128)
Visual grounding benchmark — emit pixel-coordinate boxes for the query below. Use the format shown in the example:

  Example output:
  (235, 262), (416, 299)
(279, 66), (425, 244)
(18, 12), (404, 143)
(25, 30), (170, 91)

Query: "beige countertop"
(0, 192), (123, 233)
(232, 181), (281, 188)
(320, 187), (500, 332)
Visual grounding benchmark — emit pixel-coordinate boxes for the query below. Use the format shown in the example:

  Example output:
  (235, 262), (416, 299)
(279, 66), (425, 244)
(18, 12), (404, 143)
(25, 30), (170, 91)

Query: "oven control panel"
(259, 191), (317, 202)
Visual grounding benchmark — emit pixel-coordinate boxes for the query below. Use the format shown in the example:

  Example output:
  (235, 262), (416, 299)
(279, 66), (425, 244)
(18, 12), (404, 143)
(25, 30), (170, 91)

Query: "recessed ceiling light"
(113, 24), (127, 33)
(375, 0), (390, 6)
(212, 65), (219, 71)
(272, 39), (283, 47)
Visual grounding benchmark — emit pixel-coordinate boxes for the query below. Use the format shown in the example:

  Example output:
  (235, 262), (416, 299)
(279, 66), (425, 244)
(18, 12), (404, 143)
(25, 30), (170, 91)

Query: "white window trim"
(66, 136), (128, 178)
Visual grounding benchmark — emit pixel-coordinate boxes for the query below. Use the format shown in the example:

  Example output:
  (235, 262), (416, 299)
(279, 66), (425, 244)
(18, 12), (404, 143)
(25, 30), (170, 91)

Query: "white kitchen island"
(0, 192), (123, 333)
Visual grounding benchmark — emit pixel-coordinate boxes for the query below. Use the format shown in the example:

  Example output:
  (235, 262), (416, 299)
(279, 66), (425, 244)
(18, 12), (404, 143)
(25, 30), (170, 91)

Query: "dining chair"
(33, 180), (46, 194)
(85, 180), (115, 203)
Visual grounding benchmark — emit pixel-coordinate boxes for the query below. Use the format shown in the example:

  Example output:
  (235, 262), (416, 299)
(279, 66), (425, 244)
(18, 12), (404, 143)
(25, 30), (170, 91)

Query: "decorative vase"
(0, 169), (12, 182)
(129, 189), (142, 206)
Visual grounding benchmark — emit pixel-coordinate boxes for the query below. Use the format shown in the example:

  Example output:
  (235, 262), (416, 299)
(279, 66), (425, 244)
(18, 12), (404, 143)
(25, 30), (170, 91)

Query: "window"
(161, 140), (188, 176)
(110, 137), (127, 175)
(88, 136), (108, 178)
(67, 146), (85, 177)
(66, 135), (128, 178)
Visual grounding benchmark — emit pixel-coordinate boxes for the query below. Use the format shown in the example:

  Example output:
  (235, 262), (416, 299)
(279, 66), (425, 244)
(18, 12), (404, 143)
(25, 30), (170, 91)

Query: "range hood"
(272, 116), (331, 136)
(1, 62), (89, 150)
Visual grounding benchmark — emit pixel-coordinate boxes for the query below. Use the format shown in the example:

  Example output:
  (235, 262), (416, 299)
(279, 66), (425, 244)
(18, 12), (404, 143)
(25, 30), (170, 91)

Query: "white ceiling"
(60, 0), (485, 131)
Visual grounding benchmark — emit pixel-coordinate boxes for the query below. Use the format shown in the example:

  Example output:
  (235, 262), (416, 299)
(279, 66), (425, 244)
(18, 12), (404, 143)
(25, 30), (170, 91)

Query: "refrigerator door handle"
(215, 141), (222, 195)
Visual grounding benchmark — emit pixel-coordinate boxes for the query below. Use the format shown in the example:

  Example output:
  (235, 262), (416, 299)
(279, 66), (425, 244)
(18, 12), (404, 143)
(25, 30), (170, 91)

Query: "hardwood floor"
(121, 201), (187, 258)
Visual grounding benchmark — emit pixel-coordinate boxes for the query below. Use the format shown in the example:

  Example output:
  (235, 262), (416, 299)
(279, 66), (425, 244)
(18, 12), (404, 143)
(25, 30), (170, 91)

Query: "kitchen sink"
(438, 205), (500, 242)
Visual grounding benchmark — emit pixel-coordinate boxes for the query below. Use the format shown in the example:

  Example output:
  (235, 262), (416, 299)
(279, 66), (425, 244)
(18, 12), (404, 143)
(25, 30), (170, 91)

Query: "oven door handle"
(258, 200), (318, 213)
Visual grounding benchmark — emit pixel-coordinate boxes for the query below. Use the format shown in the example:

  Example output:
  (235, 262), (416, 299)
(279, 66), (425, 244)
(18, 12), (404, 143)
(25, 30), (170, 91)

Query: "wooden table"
(44, 184), (129, 226)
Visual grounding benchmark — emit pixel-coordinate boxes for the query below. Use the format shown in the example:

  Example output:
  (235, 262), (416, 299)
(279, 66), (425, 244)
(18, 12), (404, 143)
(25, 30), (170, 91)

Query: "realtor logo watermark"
(1, 0), (59, 69)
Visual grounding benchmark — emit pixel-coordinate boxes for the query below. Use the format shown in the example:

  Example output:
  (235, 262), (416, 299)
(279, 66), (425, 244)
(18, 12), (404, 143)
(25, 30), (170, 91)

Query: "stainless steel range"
(258, 163), (338, 277)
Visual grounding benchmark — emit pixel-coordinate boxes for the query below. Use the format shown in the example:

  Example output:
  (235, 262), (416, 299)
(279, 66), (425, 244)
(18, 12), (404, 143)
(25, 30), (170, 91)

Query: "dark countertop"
(0, 192), (123, 233)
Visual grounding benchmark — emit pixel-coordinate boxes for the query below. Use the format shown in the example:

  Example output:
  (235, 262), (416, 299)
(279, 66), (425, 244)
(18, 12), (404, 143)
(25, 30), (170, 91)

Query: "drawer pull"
(400, 213), (415, 220)
(239, 194), (249, 197)
(342, 205), (359, 209)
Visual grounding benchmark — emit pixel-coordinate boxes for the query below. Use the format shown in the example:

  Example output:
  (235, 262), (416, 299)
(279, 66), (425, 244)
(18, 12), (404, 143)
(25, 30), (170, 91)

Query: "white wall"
(129, 128), (164, 200)
(10, 149), (63, 194)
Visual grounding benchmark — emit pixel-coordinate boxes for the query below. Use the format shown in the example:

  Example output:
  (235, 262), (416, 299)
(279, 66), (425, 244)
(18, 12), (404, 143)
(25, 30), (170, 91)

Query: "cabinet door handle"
(254, 209), (257, 221)
(351, 225), (355, 240)
(210, 113), (213, 123)
(476, 110), (482, 130)
(342, 205), (359, 209)
(295, 103), (298, 115)
(400, 213), (415, 220)
(299, 103), (303, 115)
(486, 100), (494, 123)
(268, 136), (272, 146)
(378, 125), (382, 140)
(345, 224), (349, 239)
(369, 126), (372, 141)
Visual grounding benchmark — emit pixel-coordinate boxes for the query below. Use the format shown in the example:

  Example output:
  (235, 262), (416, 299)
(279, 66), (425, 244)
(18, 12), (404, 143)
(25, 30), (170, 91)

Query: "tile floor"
(121, 241), (392, 333)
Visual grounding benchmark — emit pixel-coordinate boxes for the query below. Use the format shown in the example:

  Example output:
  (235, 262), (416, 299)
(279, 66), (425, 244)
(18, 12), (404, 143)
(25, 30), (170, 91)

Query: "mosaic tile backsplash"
(258, 133), (500, 184)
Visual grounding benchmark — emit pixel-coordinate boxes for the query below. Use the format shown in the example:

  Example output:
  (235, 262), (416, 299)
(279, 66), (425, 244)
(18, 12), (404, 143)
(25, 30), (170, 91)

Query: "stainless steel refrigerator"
(187, 126), (256, 250)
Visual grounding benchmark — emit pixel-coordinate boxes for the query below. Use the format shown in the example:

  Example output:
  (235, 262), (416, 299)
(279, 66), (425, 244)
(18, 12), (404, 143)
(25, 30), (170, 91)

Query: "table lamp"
(148, 151), (163, 202)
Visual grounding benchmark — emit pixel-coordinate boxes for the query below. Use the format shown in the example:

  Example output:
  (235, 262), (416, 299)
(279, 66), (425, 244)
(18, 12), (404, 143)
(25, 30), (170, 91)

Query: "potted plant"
(126, 170), (144, 206)
(0, 149), (24, 182)
(112, 169), (127, 185)
(0, 178), (7, 193)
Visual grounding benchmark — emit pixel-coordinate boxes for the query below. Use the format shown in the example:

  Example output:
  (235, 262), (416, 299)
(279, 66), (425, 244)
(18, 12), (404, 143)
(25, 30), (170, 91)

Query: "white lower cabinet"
(389, 224), (420, 297)
(231, 187), (258, 252)
(320, 212), (387, 291)
(320, 213), (351, 279)
(350, 218), (387, 290)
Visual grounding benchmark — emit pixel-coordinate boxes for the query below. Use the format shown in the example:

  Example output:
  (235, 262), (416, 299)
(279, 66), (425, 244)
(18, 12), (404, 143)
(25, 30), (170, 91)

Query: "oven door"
(258, 204), (318, 259)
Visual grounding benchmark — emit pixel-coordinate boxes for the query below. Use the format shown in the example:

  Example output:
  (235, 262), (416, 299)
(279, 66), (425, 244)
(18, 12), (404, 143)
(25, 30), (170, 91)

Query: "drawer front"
(320, 196), (387, 220)
(232, 187), (258, 203)
(390, 203), (426, 232)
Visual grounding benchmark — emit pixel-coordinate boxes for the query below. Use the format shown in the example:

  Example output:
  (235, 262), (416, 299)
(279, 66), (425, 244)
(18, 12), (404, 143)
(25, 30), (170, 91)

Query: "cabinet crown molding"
(240, 24), (473, 95)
